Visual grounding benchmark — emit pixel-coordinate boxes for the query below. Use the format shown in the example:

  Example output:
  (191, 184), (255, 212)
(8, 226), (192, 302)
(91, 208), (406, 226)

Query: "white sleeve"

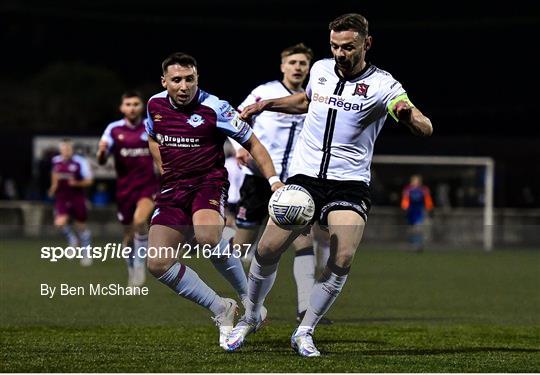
(237, 87), (263, 112)
(100, 124), (115, 151)
(75, 156), (93, 179)
(215, 100), (253, 144)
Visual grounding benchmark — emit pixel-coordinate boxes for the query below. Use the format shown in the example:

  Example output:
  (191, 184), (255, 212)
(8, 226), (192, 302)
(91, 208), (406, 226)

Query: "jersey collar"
(167, 89), (201, 111)
(334, 62), (372, 82)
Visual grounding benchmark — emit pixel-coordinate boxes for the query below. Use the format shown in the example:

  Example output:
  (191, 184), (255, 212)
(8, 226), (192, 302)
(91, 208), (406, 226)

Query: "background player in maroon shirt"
(145, 52), (283, 349)
(97, 91), (159, 286)
(48, 139), (94, 266)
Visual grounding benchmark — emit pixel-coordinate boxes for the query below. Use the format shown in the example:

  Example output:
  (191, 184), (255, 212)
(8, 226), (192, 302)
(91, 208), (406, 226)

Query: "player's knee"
(194, 232), (220, 248)
(146, 257), (172, 277)
(333, 251), (354, 269)
(54, 218), (67, 228)
(257, 238), (281, 259)
(132, 219), (148, 234)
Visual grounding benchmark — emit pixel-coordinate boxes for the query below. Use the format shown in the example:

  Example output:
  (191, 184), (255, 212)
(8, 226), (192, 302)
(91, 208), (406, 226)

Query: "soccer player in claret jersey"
(145, 52), (282, 349)
(226, 13), (433, 357)
(97, 91), (159, 286)
(48, 139), (94, 266)
(231, 43), (332, 324)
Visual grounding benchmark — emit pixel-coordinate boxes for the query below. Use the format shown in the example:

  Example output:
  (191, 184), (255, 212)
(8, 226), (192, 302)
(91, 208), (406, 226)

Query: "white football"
(268, 184), (315, 228)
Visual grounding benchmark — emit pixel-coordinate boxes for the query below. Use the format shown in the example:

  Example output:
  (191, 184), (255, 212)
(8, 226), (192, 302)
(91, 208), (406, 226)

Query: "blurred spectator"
(401, 174), (433, 252)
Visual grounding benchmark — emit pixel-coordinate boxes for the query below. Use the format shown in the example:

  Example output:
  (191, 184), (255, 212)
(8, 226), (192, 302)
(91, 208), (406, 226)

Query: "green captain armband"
(387, 93), (415, 122)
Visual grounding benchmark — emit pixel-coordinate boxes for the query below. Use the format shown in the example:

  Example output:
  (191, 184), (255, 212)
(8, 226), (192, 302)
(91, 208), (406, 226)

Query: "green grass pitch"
(1, 238), (539, 372)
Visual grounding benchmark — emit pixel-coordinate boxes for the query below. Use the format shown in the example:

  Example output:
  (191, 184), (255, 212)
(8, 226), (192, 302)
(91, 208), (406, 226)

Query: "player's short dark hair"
(329, 13), (369, 38)
(161, 52), (198, 74)
(280, 43), (314, 62)
(121, 90), (143, 102)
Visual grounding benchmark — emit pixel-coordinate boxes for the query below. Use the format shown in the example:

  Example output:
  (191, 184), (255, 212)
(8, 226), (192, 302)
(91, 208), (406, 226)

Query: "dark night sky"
(1, 0), (539, 205)
(2, 0), (539, 136)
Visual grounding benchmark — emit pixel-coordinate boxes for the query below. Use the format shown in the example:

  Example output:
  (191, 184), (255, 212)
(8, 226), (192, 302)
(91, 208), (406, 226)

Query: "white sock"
(133, 232), (148, 267)
(62, 225), (78, 247)
(77, 228), (92, 249)
(245, 251), (280, 322)
(293, 247), (315, 314)
(158, 262), (225, 315)
(300, 266), (349, 331)
(210, 237), (248, 300)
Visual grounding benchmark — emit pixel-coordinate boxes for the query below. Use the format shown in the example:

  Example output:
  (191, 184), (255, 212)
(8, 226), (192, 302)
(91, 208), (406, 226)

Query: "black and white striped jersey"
(238, 80), (306, 181)
(289, 58), (407, 183)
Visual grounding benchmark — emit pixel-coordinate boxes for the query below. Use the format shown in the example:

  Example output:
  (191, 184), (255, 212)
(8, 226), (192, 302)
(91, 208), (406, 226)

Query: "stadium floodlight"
(372, 155), (495, 251)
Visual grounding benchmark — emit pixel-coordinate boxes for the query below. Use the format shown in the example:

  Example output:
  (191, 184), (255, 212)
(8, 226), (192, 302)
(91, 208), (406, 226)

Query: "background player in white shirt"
(226, 13), (433, 357)
(232, 43), (332, 324)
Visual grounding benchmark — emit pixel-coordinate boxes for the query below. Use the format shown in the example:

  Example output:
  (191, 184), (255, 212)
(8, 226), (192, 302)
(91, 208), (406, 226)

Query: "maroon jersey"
(145, 89), (252, 189)
(51, 154), (92, 200)
(100, 119), (159, 201)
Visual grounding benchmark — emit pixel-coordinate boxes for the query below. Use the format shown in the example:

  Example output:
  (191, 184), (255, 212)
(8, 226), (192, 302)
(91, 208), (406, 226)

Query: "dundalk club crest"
(353, 82), (369, 98)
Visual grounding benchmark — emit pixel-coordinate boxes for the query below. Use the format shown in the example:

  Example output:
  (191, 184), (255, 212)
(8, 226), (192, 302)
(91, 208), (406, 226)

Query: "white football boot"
(212, 298), (238, 350)
(225, 306), (268, 352)
(130, 263), (146, 287)
(291, 327), (321, 357)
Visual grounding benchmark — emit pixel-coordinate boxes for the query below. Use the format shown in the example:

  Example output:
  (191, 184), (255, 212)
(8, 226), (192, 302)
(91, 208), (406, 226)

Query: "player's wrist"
(268, 175), (281, 186)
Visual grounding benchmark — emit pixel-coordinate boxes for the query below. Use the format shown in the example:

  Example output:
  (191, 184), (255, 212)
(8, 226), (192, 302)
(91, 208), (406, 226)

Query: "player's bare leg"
(194, 209), (248, 307)
(233, 226), (261, 268)
(312, 222), (330, 275)
(74, 220), (92, 267)
(147, 224), (237, 349)
(129, 198), (154, 286)
(226, 219), (301, 351)
(293, 210), (365, 357)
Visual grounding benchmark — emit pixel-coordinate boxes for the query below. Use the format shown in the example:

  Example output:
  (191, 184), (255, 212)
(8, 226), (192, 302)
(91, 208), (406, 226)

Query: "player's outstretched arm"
(148, 137), (164, 175)
(96, 140), (109, 165)
(242, 134), (284, 191)
(240, 92), (309, 123)
(394, 101), (433, 136)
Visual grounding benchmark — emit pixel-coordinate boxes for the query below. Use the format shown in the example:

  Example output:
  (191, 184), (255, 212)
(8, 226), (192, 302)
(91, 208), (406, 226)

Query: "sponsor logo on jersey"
(187, 114), (205, 127)
(312, 92), (362, 111)
(353, 83), (369, 98)
(155, 133), (201, 148)
(68, 164), (77, 172)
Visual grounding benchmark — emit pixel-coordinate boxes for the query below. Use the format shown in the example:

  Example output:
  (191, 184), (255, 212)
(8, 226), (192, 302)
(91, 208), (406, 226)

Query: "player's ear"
(280, 63), (286, 74)
(161, 76), (166, 89)
(364, 36), (372, 51)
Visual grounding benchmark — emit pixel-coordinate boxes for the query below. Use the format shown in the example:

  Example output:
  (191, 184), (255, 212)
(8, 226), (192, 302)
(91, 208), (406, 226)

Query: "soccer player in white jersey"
(226, 13), (433, 357)
(231, 43), (332, 324)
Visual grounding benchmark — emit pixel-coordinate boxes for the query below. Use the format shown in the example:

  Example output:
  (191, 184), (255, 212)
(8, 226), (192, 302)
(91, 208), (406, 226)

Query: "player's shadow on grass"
(324, 347), (540, 356)
(337, 316), (461, 323)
